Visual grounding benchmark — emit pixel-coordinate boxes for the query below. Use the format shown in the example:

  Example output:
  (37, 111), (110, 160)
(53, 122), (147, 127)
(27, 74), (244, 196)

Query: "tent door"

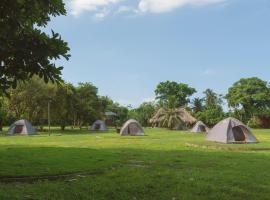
(232, 126), (246, 142)
(128, 123), (138, 135)
(94, 124), (101, 130)
(14, 125), (24, 134)
(198, 125), (206, 132)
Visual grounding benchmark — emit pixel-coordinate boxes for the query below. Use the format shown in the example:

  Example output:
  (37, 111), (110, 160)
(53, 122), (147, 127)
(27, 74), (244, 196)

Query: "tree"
(150, 108), (196, 130)
(74, 83), (100, 128)
(8, 77), (56, 127)
(226, 77), (270, 122)
(204, 89), (223, 107)
(0, 0), (70, 92)
(98, 96), (114, 115)
(155, 81), (196, 108)
(194, 89), (225, 126)
(196, 106), (225, 127)
(106, 103), (129, 127)
(191, 98), (204, 113)
(51, 83), (76, 130)
(128, 102), (156, 127)
(0, 97), (8, 131)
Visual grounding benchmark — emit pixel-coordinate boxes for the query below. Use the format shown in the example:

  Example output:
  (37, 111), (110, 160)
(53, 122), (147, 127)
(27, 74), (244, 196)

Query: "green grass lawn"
(0, 128), (270, 200)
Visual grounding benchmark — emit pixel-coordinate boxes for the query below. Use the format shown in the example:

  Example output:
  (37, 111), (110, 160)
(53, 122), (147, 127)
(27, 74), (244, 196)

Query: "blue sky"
(48, 0), (270, 107)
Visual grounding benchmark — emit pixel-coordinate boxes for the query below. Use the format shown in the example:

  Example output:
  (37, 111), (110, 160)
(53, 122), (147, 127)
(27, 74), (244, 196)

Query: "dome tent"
(8, 119), (36, 135)
(90, 120), (108, 131)
(191, 121), (209, 133)
(206, 118), (258, 144)
(120, 119), (144, 136)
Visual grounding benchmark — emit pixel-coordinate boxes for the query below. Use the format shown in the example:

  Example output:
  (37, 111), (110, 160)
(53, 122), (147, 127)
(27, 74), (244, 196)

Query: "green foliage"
(204, 89), (223, 107)
(128, 102), (156, 127)
(0, 0), (70, 92)
(191, 98), (204, 113)
(5, 78), (113, 129)
(195, 106), (225, 127)
(107, 103), (129, 127)
(226, 77), (270, 121)
(8, 77), (56, 124)
(51, 83), (76, 130)
(247, 117), (260, 128)
(193, 89), (225, 127)
(74, 83), (100, 128)
(155, 81), (196, 108)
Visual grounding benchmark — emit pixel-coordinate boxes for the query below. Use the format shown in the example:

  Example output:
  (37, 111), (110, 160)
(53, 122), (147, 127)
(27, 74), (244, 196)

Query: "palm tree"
(204, 89), (223, 107)
(192, 98), (204, 113)
(150, 107), (196, 130)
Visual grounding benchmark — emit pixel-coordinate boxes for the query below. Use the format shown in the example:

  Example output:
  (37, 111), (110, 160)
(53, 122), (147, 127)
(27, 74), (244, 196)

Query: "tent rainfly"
(8, 119), (36, 135)
(191, 121), (209, 133)
(120, 119), (144, 136)
(206, 117), (258, 144)
(90, 120), (108, 131)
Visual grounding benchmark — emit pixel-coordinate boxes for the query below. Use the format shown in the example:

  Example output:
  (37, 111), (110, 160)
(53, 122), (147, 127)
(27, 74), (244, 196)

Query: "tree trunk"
(0, 118), (3, 132)
(61, 124), (65, 131)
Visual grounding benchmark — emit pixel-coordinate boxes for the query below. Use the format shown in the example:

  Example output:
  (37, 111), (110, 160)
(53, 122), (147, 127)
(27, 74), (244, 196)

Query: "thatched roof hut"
(150, 107), (196, 129)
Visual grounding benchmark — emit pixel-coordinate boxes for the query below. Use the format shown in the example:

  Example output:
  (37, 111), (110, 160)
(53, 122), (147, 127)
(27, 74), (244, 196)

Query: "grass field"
(0, 128), (270, 200)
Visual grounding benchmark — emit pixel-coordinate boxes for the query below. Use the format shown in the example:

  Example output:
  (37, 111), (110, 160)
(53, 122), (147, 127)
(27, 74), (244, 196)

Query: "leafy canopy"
(155, 81), (196, 108)
(226, 77), (270, 118)
(0, 0), (70, 92)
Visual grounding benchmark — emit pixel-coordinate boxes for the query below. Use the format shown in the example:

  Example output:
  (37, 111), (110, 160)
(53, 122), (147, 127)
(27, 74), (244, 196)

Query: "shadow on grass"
(0, 146), (269, 199)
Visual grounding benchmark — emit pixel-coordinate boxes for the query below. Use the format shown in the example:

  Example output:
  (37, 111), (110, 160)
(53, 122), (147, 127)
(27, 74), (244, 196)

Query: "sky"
(47, 0), (270, 107)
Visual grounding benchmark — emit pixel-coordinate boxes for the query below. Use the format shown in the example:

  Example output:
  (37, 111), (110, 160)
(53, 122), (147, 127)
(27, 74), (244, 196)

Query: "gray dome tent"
(8, 119), (36, 135)
(206, 118), (258, 144)
(120, 119), (144, 136)
(90, 120), (108, 131)
(191, 121), (209, 133)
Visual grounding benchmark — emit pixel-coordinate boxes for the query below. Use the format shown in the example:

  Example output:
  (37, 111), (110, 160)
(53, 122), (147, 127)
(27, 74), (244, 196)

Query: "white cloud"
(202, 69), (216, 76)
(116, 5), (134, 14)
(117, 97), (156, 108)
(69, 0), (121, 16)
(138, 0), (225, 13)
(94, 8), (109, 20)
(68, 0), (226, 19)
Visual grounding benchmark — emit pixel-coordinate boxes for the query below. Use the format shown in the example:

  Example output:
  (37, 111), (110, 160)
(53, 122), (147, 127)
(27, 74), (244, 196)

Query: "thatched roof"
(149, 107), (196, 126)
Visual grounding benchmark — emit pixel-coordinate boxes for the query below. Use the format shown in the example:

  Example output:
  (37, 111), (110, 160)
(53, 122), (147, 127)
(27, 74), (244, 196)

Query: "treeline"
(0, 77), (129, 130)
(0, 77), (270, 130)
(129, 77), (270, 128)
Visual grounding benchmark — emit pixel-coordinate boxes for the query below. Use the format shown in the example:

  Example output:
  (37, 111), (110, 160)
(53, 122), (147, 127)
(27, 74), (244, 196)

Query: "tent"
(191, 121), (209, 133)
(206, 117), (258, 144)
(120, 119), (144, 136)
(90, 120), (108, 131)
(7, 119), (36, 135)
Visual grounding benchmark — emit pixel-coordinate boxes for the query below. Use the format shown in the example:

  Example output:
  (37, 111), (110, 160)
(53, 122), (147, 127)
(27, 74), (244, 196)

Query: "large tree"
(0, 0), (69, 92)
(74, 83), (100, 128)
(194, 89), (225, 126)
(8, 77), (56, 126)
(226, 77), (270, 121)
(128, 102), (156, 127)
(155, 81), (196, 108)
(191, 98), (204, 113)
(51, 83), (76, 130)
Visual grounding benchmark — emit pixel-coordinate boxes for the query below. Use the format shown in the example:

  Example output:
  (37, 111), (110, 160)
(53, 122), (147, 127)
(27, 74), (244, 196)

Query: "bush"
(247, 117), (260, 128)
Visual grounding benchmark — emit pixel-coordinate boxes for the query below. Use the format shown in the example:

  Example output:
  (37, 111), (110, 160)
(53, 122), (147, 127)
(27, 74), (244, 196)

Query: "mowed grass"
(0, 128), (270, 199)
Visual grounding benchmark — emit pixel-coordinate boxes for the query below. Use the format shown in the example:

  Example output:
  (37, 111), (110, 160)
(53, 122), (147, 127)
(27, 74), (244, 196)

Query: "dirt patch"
(0, 170), (105, 184)
(186, 143), (270, 151)
(127, 160), (149, 168)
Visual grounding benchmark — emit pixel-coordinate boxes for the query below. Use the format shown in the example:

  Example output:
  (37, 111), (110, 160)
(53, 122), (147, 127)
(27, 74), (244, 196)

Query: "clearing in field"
(0, 128), (269, 200)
